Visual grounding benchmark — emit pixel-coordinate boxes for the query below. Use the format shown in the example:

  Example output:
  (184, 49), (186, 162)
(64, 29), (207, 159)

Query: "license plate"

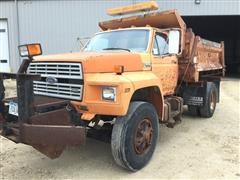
(9, 101), (18, 116)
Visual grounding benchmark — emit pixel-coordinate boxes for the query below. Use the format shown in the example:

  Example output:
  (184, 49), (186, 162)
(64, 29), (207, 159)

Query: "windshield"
(84, 29), (149, 52)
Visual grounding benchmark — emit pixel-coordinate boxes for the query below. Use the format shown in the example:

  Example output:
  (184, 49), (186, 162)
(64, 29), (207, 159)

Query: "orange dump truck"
(0, 2), (224, 171)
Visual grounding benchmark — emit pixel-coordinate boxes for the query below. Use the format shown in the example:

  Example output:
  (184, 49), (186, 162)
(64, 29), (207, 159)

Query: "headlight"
(102, 87), (116, 101)
(19, 45), (29, 57)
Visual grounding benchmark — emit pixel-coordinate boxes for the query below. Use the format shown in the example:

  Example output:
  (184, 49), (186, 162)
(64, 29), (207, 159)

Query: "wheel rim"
(134, 118), (153, 155)
(210, 90), (216, 112)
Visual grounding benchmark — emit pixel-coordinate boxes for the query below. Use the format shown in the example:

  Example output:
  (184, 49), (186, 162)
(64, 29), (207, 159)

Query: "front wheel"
(111, 101), (159, 171)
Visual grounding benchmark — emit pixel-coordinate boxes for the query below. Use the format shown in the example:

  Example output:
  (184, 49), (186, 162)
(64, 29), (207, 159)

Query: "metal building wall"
(15, 0), (240, 54)
(0, 1), (20, 72)
(17, 0), (132, 55)
(136, 0), (240, 16)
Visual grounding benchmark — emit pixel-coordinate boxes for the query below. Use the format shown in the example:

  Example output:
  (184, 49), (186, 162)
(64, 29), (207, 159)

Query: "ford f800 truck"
(0, 2), (224, 171)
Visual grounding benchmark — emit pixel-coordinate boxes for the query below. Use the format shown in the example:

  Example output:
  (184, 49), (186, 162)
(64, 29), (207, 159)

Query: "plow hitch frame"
(0, 72), (86, 159)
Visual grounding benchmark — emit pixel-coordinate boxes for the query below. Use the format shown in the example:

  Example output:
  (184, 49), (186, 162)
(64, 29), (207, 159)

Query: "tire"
(199, 82), (218, 118)
(188, 105), (199, 116)
(111, 101), (159, 171)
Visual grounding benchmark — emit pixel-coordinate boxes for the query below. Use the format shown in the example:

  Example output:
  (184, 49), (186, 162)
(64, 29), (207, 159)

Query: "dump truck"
(0, 2), (225, 171)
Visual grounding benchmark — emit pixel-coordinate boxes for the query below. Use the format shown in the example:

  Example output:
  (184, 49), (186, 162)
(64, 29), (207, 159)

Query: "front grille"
(28, 62), (83, 100)
(28, 62), (83, 79)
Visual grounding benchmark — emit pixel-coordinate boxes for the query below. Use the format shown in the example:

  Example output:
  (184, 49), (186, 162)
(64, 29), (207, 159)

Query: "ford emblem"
(46, 76), (58, 84)
(71, 88), (79, 93)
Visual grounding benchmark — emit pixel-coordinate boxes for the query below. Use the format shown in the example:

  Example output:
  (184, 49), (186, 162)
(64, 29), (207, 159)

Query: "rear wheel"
(199, 83), (217, 118)
(111, 101), (159, 171)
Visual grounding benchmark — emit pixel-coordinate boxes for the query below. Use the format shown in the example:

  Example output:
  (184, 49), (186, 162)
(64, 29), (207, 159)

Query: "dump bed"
(179, 28), (225, 82)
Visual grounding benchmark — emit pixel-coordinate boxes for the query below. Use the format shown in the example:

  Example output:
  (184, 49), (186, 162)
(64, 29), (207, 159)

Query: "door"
(0, 19), (10, 72)
(152, 32), (178, 95)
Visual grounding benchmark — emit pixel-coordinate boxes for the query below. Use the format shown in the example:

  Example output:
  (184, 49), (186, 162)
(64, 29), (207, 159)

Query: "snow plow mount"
(0, 72), (86, 159)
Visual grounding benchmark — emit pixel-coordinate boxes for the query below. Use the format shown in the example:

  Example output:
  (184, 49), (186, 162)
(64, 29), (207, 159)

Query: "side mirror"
(168, 30), (180, 54)
(18, 43), (42, 58)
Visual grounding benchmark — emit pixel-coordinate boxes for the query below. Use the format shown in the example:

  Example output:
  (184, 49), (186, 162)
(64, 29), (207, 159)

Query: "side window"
(154, 33), (169, 56)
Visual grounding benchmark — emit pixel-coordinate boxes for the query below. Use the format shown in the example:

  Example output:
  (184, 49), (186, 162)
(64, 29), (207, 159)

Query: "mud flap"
(182, 81), (220, 107)
(21, 124), (86, 159)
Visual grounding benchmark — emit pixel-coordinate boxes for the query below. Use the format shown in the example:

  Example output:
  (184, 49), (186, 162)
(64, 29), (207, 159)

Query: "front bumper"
(0, 73), (86, 159)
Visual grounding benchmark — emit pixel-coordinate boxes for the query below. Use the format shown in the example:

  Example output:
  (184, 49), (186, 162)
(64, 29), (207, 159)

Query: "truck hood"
(33, 51), (144, 73)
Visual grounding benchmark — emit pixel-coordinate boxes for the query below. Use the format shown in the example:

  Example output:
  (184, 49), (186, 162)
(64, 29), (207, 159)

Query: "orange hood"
(33, 51), (144, 73)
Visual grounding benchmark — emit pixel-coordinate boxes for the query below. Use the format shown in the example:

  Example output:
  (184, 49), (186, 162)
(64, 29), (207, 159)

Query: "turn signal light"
(114, 65), (124, 75)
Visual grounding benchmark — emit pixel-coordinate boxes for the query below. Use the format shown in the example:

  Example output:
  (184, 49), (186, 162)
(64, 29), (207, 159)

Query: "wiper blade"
(102, 48), (131, 52)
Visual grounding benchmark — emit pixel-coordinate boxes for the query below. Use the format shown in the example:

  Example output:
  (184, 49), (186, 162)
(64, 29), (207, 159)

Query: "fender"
(123, 71), (164, 120)
(70, 72), (164, 119)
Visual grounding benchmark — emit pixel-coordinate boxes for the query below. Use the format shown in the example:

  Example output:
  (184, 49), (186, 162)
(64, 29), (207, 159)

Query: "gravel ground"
(0, 78), (239, 179)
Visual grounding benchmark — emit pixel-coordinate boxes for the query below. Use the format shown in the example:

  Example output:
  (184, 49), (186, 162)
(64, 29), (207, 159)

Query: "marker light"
(19, 43), (42, 57)
(107, 1), (159, 16)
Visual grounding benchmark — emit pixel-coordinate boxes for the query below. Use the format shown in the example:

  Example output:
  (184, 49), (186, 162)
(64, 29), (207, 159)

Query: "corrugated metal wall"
(0, 0), (240, 72)
(17, 1), (132, 55)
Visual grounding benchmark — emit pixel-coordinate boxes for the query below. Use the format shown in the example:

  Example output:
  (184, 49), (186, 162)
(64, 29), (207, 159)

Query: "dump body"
(179, 29), (225, 82)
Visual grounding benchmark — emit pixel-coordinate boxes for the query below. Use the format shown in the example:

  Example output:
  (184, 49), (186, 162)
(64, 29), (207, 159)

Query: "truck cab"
(33, 10), (186, 121)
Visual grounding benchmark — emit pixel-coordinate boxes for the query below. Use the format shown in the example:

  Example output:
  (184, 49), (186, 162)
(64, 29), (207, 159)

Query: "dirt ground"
(0, 78), (239, 179)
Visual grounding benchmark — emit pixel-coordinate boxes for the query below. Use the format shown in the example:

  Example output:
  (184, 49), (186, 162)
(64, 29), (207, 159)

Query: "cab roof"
(99, 9), (186, 31)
